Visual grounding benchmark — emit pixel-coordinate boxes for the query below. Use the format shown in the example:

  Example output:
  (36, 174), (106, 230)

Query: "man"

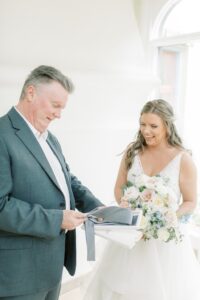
(0, 65), (103, 299)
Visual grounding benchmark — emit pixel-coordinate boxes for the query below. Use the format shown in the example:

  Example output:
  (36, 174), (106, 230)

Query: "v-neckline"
(137, 152), (182, 178)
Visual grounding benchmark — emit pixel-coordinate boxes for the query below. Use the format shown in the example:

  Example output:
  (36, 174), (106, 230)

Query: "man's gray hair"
(20, 65), (74, 100)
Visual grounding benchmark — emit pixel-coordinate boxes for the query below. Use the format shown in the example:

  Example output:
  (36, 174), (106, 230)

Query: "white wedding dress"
(83, 153), (200, 300)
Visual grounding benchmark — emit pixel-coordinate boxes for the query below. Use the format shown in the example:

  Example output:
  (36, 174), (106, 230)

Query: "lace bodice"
(127, 153), (183, 202)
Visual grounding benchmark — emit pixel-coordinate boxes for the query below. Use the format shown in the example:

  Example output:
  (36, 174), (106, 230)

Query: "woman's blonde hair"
(125, 99), (185, 170)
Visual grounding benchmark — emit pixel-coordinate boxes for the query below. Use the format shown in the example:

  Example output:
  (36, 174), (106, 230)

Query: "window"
(162, 0), (200, 37)
(157, 45), (187, 125)
(151, 0), (200, 189)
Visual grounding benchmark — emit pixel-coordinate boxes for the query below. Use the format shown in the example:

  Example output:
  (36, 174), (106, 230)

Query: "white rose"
(145, 177), (158, 189)
(152, 195), (165, 208)
(165, 210), (178, 227)
(140, 215), (148, 229)
(157, 228), (170, 242)
(124, 186), (139, 199)
(135, 174), (148, 187)
(156, 185), (168, 197)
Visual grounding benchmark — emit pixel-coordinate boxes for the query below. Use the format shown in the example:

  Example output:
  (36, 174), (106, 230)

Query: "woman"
(83, 99), (200, 300)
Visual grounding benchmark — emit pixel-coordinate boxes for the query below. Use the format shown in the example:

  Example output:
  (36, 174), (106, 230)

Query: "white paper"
(95, 225), (143, 249)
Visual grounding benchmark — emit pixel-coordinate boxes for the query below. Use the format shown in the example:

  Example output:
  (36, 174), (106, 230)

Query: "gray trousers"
(0, 283), (61, 300)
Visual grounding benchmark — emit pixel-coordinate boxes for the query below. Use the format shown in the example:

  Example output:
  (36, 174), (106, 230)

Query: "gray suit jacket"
(0, 107), (102, 297)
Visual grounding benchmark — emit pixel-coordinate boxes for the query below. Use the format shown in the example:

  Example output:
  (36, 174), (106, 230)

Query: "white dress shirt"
(15, 107), (70, 210)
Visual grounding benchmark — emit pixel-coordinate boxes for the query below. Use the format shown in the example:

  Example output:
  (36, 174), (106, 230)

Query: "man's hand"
(61, 210), (86, 230)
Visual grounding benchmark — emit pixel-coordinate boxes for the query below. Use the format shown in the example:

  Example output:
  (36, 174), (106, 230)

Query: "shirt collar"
(14, 107), (48, 141)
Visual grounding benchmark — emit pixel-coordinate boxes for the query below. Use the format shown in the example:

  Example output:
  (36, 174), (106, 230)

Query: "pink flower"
(140, 189), (155, 202)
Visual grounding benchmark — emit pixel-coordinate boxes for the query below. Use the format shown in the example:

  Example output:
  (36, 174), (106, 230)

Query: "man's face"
(26, 81), (68, 133)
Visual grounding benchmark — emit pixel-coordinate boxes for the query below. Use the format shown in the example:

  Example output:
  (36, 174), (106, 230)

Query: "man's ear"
(26, 85), (35, 102)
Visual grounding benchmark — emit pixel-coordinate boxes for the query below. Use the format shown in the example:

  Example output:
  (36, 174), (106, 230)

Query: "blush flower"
(140, 189), (155, 202)
(122, 174), (182, 243)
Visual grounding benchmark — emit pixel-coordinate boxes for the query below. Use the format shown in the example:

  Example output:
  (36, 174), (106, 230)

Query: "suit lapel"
(8, 108), (61, 191)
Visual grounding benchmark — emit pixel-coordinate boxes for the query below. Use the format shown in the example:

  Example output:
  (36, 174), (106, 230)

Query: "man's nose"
(54, 110), (61, 118)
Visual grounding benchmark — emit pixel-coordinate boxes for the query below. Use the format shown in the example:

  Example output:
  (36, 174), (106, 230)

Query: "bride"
(83, 99), (200, 300)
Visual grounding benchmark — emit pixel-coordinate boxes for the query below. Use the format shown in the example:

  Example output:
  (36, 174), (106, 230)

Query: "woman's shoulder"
(170, 147), (190, 160)
(179, 149), (192, 161)
(179, 150), (197, 173)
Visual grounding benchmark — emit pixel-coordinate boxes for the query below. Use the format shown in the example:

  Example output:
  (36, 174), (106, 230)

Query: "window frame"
(150, 0), (200, 131)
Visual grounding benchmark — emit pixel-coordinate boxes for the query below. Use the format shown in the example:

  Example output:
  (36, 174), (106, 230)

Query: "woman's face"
(140, 113), (167, 147)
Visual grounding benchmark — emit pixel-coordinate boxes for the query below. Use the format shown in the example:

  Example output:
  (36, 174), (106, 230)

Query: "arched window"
(162, 0), (200, 37)
(151, 0), (200, 175)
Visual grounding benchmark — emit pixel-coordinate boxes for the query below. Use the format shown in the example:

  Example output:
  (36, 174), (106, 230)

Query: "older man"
(0, 65), (103, 299)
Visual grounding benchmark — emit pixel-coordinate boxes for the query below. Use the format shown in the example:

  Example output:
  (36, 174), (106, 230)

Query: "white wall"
(0, 0), (159, 203)
(0, 0), (168, 281)
(49, 71), (156, 202)
(134, 0), (169, 45)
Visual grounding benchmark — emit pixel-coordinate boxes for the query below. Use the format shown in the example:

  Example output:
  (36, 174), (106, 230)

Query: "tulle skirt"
(83, 226), (200, 300)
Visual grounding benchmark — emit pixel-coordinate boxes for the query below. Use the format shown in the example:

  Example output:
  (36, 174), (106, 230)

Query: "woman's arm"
(177, 152), (197, 218)
(114, 152), (128, 205)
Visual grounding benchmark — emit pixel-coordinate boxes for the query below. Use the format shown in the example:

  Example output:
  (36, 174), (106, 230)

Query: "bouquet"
(121, 174), (182, 243)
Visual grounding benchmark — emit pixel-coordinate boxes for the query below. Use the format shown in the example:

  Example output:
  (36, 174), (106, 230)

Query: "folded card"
(84, 206), (142, 260)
